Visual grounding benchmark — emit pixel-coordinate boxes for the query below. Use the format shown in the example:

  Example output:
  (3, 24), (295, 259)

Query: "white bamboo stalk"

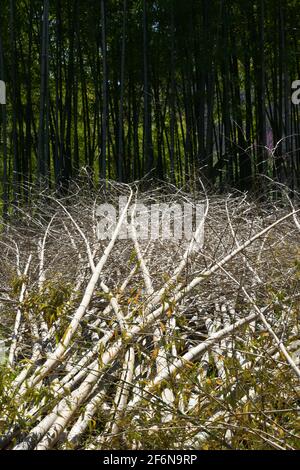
(34, 366), (104, 449)
(22, 191), (132, 390)
(187, 339), (300, 447)
(242, 287), (300, 380)
(38, 215), (56, 344)
(8, 254), (32, 367)
(131, 206), (175, 420)
(29, 206), (298, 440)
(10, 202), (299, 449)
(127, 311), (258, 409)
(110, 346), (135, 435)
(205, 316), (226, 380)
(66, 384), (108, 448)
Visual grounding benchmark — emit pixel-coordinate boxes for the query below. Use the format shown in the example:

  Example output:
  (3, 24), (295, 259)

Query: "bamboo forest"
(0, 0), (300, 454)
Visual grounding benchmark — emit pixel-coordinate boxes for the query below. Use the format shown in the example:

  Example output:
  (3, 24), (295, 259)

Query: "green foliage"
(23, 279), (73, 329)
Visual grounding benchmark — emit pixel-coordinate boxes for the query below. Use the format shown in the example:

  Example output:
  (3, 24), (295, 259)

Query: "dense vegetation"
(0, 0), (300, 452)
(0, 0), (300, 214)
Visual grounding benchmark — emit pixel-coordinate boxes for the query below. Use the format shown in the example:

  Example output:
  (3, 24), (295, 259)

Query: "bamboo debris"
(0, 183), (299, 450)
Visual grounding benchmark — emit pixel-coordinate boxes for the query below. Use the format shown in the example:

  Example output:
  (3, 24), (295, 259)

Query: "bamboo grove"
(0, 0), (300, 212)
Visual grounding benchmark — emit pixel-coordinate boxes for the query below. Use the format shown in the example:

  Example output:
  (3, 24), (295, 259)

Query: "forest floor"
(0, 181), (300, 450)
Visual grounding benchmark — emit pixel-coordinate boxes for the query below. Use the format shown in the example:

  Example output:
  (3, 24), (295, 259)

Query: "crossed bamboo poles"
(1, 185), (299, 450)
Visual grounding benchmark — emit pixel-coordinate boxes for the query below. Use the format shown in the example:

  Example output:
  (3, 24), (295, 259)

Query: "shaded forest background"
(0, 0), (299, 214)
